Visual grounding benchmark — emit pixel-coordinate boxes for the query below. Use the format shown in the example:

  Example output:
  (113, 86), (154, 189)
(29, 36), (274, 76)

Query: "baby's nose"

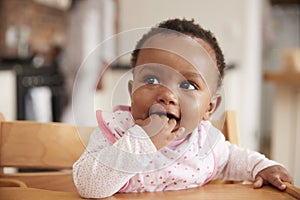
(156, 86), (178, 105)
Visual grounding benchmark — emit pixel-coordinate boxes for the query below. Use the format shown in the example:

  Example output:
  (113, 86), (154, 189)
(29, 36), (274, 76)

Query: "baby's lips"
(149, 104), (167, 116)
(149, 104), (180, 120)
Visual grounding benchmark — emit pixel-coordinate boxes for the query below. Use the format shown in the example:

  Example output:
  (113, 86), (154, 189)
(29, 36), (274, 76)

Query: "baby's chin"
(174, 130), (190, 141)
(173, 122), (197, 140)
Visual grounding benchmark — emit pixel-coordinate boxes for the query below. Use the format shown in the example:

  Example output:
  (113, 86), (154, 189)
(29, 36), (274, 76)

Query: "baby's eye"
(180, 80), (197, 90)
(143, 75), (160, 85)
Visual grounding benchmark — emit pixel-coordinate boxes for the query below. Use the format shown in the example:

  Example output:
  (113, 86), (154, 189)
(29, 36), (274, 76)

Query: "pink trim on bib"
(203, 149), (218, 184)
(118, 181), (130, 192)
(113, 105), (131, 112)
(96, 110), (117, 144)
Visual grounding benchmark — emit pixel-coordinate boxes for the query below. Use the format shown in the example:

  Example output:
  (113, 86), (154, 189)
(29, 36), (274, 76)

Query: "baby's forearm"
(73, 125), (157, 198)
(73, 153), (134, 198)
(215, 141), (280, 181)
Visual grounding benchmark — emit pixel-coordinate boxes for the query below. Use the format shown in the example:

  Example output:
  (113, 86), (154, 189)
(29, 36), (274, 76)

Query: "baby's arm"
(73, 126), (157, 198)
(213, 135), (292, 190)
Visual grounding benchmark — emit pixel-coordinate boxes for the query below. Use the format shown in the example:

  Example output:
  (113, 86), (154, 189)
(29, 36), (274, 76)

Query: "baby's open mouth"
(149, 111), (180, 122)
(149, 111), (181, 132)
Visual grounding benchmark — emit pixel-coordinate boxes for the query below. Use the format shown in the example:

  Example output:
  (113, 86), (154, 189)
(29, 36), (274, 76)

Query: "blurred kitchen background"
(0, 0), (299, 186)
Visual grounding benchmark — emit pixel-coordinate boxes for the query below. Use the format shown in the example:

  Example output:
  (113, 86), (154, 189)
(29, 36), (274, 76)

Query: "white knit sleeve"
(73, 125), (157, 198)
(213, 137), (281, 181)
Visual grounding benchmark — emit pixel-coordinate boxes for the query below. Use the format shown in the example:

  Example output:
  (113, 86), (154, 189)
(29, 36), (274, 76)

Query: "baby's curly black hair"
(131, 18), (226, 80)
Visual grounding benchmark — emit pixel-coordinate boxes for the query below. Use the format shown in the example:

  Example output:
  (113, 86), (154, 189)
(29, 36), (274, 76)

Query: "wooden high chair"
(0, 110), (239, 192)
(1, 112), (299, 199)
(218, 110), (240, 145)
(0, 113), (93, 192)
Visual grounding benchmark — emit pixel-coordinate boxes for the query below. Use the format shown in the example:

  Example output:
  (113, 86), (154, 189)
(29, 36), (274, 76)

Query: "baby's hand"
(253, 165), (293, 190)
(135, 114), (185, 150)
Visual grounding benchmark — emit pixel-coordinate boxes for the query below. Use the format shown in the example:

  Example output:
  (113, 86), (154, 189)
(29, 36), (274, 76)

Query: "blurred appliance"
(15, 65), (67, 122)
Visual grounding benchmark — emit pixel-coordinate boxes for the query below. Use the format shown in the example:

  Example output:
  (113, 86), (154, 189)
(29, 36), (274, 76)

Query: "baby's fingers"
(174, 127), (185, 139)
(167, 118), (177, 131)
(269, 176), (286, 190)
(253, 175), (264, 189)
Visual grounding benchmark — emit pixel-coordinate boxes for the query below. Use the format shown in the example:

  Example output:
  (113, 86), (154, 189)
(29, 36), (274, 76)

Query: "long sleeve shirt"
(73, 106), (280, 199)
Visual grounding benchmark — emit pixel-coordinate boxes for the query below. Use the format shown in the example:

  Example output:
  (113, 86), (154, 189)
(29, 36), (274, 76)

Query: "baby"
(73, 18), (292, 199)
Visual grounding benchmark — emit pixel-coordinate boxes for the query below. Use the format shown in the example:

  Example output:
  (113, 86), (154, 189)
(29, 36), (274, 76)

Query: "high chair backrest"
(219, 110), (240, 145)
(0, 113), (93, 192)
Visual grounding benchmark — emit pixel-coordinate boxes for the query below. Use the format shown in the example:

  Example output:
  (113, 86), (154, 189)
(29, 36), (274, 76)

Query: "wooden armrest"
(1, 171), (76, 192)
(0, 178), (27, 188)
(284, 182), (300, 199)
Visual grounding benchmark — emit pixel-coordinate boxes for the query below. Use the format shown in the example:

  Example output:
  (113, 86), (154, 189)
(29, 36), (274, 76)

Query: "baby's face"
(129, 34), (219, 137)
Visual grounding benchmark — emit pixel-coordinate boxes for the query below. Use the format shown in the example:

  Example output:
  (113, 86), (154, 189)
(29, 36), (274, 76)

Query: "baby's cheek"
(180, 106), (201, 133)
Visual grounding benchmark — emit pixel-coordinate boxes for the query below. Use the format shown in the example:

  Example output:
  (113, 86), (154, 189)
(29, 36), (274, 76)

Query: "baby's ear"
(128, 80), (133, 98)
(203, 95), (222, 120)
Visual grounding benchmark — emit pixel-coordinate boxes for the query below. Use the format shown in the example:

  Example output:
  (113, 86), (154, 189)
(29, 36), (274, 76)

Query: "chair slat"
(0, 115), (93, 192)
(222, 110), (240, 145)
(284, 182), (300, 199)
(1, 172), (76, 192)
(0, 121), (86, 169)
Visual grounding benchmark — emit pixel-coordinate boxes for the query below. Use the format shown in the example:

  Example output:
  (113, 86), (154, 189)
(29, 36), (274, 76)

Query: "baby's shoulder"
(196, 120), (225, 147)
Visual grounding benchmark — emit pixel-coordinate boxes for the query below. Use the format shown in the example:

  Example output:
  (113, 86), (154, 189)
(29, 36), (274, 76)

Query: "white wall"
(95, 69), (132, 112)
(111, 0), (265, 150)
(61, 0), (116, 126)
(118, 0), (247, 64)
(0, 70), (16, 120)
